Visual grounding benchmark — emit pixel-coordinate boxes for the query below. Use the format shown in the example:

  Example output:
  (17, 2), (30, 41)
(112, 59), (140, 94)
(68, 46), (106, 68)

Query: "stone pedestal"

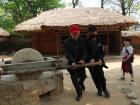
(0, 71), (63, 105)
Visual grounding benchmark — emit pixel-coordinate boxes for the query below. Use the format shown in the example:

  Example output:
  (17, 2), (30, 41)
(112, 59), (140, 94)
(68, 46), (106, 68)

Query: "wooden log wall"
(30, 25), (124, 55)
(32, 30), (59, 55)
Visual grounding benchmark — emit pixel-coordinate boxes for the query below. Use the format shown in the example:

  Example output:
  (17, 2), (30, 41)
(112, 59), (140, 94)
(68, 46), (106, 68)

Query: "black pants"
(102, 58), (106, 66)
(88, 65), (106, 91)
(67, 67), (86, 96)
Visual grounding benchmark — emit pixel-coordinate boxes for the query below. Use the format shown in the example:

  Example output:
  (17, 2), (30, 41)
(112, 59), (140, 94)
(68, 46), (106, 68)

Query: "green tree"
(0, 8), (15, 31)
(0, 0), (65, 32)
(135, 1), (140, 9)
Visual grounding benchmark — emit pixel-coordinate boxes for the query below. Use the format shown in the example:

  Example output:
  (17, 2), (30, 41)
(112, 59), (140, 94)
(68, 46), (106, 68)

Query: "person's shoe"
(131, 79), (135, 82)
(97, 90), (102, 96)
(120, 76), (125, 80)
(103, 89), (110, 98)
(75, 95), (82, 101)
(130, 80), (135, 85)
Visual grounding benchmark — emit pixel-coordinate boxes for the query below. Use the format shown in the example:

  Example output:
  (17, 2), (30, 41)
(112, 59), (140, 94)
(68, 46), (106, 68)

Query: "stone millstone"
(12, 48), (44, 64)
(12, 48), (44, 80)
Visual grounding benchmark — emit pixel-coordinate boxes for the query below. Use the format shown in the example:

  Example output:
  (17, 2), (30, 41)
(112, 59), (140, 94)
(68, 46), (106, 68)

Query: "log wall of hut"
(131, 37), (140, 44)
(31, 28), (121, 55)
(108, 31), (121, 55)
(32, 30), (60, 55)
(131, 37), (140, 54)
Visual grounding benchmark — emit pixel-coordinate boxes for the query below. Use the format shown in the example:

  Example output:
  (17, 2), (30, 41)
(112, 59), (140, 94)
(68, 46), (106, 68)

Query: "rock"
(120, 86), (132, 94)
(0, 71), (63, 105)
(131, 99), (140, 105)
(127, 92), (138, 99)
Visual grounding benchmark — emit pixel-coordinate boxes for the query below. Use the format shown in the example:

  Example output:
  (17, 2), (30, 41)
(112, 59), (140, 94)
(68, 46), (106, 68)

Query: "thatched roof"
(0, 28), (9, 37)
(15, 7), (138, 32)
(122, 31), (140, 37)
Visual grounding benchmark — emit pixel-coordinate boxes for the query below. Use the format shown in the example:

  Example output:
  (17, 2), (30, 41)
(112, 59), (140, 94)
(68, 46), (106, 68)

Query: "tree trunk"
(101, 0), (104, 8)
(121, 0), (126, 15)
(72, 0), (79, 8)
(13, 0), (23, 22)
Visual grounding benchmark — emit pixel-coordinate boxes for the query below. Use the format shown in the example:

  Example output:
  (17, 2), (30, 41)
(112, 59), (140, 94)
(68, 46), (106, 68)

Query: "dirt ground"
(40, 55), (140, 105)
(0, 55), (140, 105)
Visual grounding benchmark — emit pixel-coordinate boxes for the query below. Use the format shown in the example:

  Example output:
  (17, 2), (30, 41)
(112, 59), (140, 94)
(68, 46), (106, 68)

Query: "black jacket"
(64, 36), (87, 64)
(86, 37), (102, 62)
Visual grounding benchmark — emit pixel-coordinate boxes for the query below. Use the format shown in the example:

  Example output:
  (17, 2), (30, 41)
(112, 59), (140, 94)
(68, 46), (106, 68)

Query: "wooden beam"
(1, 60), (101, 75)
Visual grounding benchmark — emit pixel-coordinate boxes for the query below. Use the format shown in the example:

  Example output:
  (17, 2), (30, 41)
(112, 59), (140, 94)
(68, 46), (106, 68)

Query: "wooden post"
(32, 34), (38, 50)
(56, 31), (59, 56)
(106, 32), (109, 55)
(117, 31), (121, 54)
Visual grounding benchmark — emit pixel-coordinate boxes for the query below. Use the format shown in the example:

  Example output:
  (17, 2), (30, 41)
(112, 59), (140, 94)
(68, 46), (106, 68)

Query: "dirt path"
(1, 55), (140, 105)
(41, 55), (140, 105)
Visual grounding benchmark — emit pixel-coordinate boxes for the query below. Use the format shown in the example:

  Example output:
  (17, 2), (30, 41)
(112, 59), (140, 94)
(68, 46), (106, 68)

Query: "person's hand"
(79, 60), (85, 64)
(90, 59), (95, 63)
(99, 60), (102, 65)
(71, 62), (77, 69)
(122, 59), (127, 63)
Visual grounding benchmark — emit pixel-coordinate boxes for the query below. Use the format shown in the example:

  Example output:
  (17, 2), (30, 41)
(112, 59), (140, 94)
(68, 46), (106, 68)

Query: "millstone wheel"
(12, 48), (44, 64)
(12, 48), (44, 80)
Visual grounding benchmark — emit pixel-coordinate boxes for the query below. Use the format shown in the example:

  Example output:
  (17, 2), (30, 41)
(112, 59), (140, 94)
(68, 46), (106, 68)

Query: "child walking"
(121, 38), (134, 82)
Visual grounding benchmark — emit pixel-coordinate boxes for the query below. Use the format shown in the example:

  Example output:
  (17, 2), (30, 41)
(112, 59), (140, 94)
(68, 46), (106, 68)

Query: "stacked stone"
(120, 86), (140, 105)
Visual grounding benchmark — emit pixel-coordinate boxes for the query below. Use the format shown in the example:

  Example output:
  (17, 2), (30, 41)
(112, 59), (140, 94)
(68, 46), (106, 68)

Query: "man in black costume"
(64, 24), (87, 101)
(85, 25), (110, 98)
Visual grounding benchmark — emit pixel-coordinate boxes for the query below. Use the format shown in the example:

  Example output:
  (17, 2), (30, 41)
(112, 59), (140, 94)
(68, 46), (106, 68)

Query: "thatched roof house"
(122, 31), (140, 37)
(130, 24), (140, 31)
(0, 28), (9, 37)
(14, 7), (138, 55)
(15, 7), (137, 32)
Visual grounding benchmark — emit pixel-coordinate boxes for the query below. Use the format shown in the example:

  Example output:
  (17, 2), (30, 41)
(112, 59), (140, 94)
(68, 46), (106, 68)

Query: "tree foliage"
(105, 0), (140, 16)
(0, 0), (65, 32)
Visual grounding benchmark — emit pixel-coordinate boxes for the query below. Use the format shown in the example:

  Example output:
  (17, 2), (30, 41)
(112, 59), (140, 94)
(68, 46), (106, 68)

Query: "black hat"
(88, 25), (97, 32)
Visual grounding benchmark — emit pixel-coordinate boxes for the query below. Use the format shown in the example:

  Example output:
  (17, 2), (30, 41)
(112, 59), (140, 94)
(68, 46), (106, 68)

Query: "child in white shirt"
(121, 38), (134, 82)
